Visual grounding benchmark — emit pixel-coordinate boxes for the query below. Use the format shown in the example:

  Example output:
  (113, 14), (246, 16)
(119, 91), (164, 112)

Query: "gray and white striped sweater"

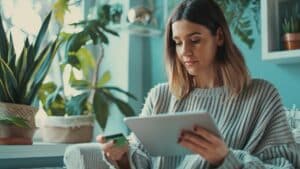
(107, 79), (300, 169)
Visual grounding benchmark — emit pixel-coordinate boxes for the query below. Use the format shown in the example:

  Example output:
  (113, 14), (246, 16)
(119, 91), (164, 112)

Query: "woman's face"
(172, 20), (223, 76)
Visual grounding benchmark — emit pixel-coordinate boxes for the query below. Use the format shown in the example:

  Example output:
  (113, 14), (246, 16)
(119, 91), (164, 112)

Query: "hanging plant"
(215, 0), (260, 49)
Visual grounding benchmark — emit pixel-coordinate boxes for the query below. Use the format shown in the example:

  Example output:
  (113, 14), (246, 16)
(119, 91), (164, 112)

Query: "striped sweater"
(105, 79), (300, 169)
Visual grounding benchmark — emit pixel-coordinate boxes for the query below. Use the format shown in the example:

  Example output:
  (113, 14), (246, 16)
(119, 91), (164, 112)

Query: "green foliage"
(0, 115), (30, 128)
(38, 69), (136, 129)
(38, 82), (66, 116)
(63, 4), (119, 68)
(39, 2), (135, 130)
(215, 0), (260, 49)
(282, 17), (300, 33)
(53, 0), (70, 25)
(282, 4), (300, 33)
(110, 3), (123, 24)
(0, 12), (60, 105)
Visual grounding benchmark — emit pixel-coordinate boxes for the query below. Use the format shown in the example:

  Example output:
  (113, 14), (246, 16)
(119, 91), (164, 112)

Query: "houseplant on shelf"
(0, 12), (60, 145)
(37, 2), (135, 143)
(282, 9), (300, 50)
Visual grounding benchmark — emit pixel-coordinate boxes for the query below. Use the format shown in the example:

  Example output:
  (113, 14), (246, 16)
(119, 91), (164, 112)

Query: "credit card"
(104, 133), (128, 147)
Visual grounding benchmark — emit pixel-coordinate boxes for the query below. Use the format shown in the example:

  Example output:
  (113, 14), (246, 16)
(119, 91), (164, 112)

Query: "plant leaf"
(0, 79), (11, 102)
(8, 34), (16, 72)
(0, 14), (9, 62)
(53, 0), (70, 25)
(97, 70), (111, 87)
(102, 90), (135, 117)
(70, 80), (91, 90)
(66, 92), (90, 116)
(38, 82), (57, 104)
(33, 12), (52, 57)
(95, 28), (109, 44)
(215, 0), (258, 49)
(0, 58), (18, 102)
(103, 86), (137, 100)
(16, 39), (29, 84)
(75, 47), (96, 77)
(102, 27), (119, 37)
(26, 40), (60, 104)
(93, 90), (110, 129)
(0, 115), (30, 128)
(69, 70), (91, 89)
(45, 88), (65, 116)
(65, 32), (90, 58)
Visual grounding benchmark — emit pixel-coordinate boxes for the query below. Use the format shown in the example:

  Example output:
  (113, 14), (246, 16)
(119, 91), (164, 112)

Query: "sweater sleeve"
(102, 85), (164, 169)
(126, 85), (165, 169)
(217, 82), (300, 169)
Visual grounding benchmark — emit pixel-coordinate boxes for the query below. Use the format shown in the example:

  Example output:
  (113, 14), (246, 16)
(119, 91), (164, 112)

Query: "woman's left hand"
(178, 125), (229, 166)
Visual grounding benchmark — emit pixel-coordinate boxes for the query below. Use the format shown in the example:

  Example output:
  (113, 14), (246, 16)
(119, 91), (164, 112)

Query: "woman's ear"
(216, 28), (224, 46)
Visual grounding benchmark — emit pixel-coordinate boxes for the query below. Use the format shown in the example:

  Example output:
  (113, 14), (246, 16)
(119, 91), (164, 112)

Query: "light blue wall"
(144, 6), (300, 108)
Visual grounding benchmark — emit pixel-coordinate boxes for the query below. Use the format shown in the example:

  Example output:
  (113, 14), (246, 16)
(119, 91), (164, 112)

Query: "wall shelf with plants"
(261, 0), (300, 63)
(107, 0), (164, 37)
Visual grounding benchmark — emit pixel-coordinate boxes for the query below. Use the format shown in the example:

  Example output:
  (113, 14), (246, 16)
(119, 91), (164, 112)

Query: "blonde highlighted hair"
(165, 0), (251, 99)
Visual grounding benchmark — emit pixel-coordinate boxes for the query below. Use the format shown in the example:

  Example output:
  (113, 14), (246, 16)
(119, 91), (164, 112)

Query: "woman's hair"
(165, 0), (251, 99)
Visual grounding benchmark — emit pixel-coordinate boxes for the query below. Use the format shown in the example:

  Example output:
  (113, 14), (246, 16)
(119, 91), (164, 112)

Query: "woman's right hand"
(96, 135), (129, 161)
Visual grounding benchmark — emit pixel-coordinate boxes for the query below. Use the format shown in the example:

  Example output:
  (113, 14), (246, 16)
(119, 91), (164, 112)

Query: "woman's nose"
(180, 43), (192, 56)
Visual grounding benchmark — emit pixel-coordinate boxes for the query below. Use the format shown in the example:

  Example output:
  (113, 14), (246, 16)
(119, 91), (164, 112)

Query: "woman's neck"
(194, 69), (222, 88)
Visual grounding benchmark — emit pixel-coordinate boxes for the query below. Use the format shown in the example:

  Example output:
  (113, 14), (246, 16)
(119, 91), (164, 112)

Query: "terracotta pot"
(283, 33), (300, 50)
(41, 115), (94, 143)
(0, 102), (38, 145)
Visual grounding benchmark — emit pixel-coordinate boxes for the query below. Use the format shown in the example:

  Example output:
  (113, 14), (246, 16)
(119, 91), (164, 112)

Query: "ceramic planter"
(41, 115), (94, 143)
(283, 33), (300, 50)
(0, 102), (38, 145)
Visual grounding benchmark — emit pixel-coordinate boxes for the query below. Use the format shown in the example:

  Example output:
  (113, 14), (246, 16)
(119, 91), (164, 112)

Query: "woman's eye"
(174, 41), (182, 46)
(191, 39), (200, 44)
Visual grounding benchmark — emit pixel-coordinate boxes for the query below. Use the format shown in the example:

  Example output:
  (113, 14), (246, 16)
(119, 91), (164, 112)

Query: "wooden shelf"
(261, 0), (300, 63)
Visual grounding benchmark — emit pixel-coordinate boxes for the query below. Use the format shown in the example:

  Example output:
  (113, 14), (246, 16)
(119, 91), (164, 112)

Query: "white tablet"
(124, 111), (221, 156)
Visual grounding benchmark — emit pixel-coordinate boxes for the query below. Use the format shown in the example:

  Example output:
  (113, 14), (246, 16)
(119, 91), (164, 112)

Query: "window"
(0, 0), (84, 141)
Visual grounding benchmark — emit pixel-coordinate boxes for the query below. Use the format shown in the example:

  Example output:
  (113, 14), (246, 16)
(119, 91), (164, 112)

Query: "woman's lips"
(184, 61), (198, 66)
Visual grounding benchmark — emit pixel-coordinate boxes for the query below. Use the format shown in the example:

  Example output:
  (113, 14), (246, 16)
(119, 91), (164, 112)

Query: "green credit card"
(104, 133), (128, 147)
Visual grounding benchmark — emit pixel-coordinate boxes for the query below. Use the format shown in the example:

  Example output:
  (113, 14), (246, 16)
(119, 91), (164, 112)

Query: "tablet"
(124, 111), (221, 156)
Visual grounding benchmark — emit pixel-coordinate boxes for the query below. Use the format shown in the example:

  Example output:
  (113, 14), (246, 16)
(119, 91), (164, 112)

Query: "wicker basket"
(0, 102), (38, 144)
(0, 102), (38, 128)
(41, 115), (94, 143)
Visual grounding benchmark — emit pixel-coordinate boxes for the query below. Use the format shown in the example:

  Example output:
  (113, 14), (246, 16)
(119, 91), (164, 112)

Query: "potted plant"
(0, 12), (60, 144)
(110, 3), (123, 24)
(37, 2), (135, 143)
(282, 4), (300, 50)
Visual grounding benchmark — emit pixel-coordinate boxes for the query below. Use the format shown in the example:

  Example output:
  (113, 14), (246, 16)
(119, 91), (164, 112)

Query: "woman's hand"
(96, 135), (129, 161)
(178, 126), (228, 166)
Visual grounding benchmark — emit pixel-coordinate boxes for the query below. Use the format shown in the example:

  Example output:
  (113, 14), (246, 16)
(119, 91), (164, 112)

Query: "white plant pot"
(41, 115), (94, 143)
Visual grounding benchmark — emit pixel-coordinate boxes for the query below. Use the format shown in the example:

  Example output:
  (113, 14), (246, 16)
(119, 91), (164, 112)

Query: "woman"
(97, 0), (300, 168)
